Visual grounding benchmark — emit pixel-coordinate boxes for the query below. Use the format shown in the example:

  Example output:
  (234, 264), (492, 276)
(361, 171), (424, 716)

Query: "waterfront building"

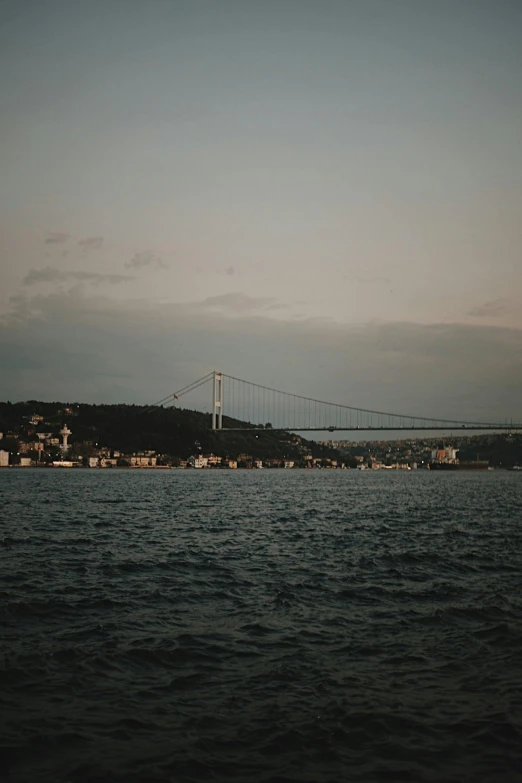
(189, 455), (208, 469)
(100, 458), (118, 467)
(130, 455), (157, 467)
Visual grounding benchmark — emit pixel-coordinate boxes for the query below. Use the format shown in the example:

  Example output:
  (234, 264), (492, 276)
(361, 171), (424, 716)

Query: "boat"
(429, 461), (490, 471)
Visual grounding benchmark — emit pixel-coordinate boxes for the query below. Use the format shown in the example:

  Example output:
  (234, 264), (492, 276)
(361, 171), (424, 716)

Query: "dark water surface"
(1, 469), (522, 782)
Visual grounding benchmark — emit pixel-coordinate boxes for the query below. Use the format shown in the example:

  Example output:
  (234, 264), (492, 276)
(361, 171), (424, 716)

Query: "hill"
(0, 401), (341, 464)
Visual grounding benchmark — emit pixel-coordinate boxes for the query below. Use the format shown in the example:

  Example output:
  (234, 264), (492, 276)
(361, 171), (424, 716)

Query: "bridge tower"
(212, 371), (223, 430)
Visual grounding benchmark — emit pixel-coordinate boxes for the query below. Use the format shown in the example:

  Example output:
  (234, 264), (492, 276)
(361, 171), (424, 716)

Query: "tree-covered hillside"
(0, 401), (340, 462)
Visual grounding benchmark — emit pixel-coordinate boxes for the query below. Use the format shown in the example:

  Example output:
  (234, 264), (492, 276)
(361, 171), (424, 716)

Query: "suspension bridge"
(148, 371), (521, 433)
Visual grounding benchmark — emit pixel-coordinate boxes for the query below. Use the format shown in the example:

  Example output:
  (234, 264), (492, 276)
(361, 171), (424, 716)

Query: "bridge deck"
(219, 425), (518, 433)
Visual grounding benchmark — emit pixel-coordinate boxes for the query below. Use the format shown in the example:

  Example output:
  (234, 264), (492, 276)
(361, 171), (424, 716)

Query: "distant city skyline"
(1, 0), (521, 421)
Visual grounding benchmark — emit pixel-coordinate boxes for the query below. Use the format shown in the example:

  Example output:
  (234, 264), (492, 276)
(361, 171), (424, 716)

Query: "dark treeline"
(0, 401), (341, 463)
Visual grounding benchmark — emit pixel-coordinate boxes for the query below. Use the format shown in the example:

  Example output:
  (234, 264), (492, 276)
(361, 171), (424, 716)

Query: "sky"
(1, 0), (521, 424)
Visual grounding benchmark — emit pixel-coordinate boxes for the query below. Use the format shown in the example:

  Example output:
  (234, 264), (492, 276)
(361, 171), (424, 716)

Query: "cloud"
(23, 266), (134, 286)
(198, 292), (281, 314)
(216, 265), (236, 276)
(125, 250), (167, 270)
(45, 232), (69, 245)
(352, 273), (392, 285)
(1, 289), (521, 425)
(78, 237), (104, 251)
(467, 298), (511, 318)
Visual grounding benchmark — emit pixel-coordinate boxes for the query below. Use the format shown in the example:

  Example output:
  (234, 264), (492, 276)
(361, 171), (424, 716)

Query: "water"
(1, 469), (522, 783)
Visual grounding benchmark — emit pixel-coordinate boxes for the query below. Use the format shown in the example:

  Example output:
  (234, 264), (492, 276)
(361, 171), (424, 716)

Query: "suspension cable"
(221, 373), (501, 427)
(142, 372), (214, 412)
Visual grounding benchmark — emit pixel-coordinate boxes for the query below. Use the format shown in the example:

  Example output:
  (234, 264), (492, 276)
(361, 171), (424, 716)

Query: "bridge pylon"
(212, 371), (223, 430)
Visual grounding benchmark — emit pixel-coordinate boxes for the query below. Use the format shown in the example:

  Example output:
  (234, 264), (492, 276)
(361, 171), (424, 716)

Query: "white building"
(100, 458), (118, 467)
(130, 455), (157, 467)
(189, 455), (208, 468)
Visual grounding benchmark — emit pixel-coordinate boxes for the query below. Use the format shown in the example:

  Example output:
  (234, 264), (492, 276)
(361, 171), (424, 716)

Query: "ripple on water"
(1, 469), (522, 782)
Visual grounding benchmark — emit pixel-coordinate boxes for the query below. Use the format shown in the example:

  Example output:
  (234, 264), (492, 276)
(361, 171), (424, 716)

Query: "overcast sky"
(1, 0), (521, 423)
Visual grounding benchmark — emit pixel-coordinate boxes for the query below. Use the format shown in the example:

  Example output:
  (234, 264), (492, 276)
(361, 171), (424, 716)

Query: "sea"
(1, 468), (522, 783)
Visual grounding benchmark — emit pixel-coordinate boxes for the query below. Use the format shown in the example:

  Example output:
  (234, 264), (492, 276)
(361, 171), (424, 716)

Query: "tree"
(1, 438), (19, 454)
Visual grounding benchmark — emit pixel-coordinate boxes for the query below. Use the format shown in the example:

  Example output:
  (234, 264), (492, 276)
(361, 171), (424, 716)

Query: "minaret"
(60, 425), (72, 453)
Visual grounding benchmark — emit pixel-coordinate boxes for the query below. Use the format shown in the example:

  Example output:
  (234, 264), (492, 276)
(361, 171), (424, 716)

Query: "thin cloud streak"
(125, 251), (167, 270)
(23, 266), (134, 286)
(44, 232), (69, 245)
(78, 237), (104, 251)
(198, 292), (282, 314)
(467, 298), (512, 318)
